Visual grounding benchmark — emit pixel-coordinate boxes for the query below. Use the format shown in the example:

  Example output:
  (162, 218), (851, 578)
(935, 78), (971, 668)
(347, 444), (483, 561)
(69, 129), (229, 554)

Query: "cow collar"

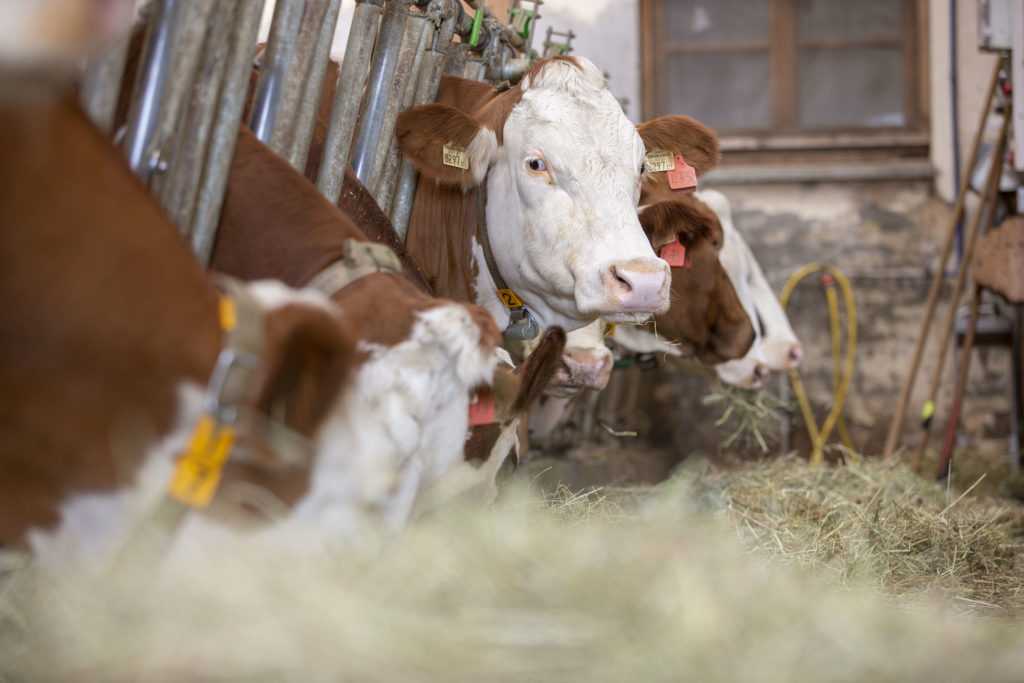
(475, 185), (540, 341)
(117, 276), (307, 567)
(305, 239), (403, 297)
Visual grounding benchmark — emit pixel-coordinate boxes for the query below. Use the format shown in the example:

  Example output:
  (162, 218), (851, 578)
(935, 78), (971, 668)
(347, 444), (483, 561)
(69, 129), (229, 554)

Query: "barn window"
(640, 0), (929, 178)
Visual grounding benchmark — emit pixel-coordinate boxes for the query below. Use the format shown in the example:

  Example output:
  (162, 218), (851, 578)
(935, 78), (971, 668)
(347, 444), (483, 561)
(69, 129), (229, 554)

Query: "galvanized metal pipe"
(248, 0), (305, 147)
(80, 35), (131, 134)
(388, 0), (459, 239)
(286, 0), (344, 172)
(366, 12), (430, 197)
(269, 0), (334, 158)
(122, 0), (181, 180)
(374, 12), (433, 213)
(190, 0), (266, 264)
(462, 58), (486, 81)
(157, 0), (236, 234)
(443, 41), (468, 76)
(315, 0), (385, 202)
(349, 0), (413, 186)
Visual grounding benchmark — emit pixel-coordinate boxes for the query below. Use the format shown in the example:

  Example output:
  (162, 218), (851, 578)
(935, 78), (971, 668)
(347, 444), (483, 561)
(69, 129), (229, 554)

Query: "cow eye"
(526, 158), (547, 173)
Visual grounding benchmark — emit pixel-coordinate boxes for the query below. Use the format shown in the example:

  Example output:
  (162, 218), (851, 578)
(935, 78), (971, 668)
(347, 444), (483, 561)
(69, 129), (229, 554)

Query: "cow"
(696, 190), (803, 379)
(0, 92), (369, 571)
(211, 127), (503, 529)
(394, 59), (720, 335)
(612, 195), (756, 365)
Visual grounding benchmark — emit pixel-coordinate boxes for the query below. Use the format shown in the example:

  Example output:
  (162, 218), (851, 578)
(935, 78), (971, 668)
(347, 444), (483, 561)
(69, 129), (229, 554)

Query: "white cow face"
(396, 57), (721, 334)
(487, 59), (668, 330)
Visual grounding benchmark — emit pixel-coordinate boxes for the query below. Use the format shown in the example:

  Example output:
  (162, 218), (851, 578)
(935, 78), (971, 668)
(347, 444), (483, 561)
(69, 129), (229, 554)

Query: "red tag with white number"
(659, 235), (690, 268)
(666, 154), (697, 193)
(468, 391), (496, 426)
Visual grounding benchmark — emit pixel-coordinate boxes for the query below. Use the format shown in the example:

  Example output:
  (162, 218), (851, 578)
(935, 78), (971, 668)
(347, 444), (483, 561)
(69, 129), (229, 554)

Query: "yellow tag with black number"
(645, 149), (675, 173)
(604, 323), (616, 338)
(496, 289), (524, 309)
(442, 141), (469, 170)
(168, 415), (237, 508)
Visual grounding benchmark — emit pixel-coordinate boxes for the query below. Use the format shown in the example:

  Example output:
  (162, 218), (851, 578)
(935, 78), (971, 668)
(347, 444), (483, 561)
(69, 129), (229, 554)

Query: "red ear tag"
(666, 154), (697, 193)
(659, 235), (688, 268)
(468, 391), (496, 426)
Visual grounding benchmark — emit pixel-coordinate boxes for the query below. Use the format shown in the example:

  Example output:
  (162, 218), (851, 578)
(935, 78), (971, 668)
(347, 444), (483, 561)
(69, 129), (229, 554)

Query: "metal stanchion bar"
(349, 0), (413, 186)
(388, 0), (459, 239)
(315, 0), (386, 202)
(373, 12), (433, 210)
(157, 0), (236, 235)
(286, 0), (344, 172)
(366, 12), (430, 197)
(248, 0), (305, 146)
(122, 0), (182, 180)
(191, 0), (266, 264)
(269, 0), (333, 158)
(80, 36), (131, 134)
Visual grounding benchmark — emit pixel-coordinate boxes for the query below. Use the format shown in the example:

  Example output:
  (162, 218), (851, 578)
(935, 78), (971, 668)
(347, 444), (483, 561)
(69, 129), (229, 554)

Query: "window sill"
(703, 158), (935, 184)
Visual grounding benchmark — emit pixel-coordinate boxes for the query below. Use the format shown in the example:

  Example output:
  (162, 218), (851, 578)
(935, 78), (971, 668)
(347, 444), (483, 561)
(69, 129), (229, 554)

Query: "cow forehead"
(508, 89), (644, 169)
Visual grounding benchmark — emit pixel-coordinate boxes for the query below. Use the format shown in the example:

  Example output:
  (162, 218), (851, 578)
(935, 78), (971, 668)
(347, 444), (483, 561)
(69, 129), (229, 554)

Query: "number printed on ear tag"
(666, 154), (697, 193)
(645, 149), (675, 173)
(443, 140), (469, 169)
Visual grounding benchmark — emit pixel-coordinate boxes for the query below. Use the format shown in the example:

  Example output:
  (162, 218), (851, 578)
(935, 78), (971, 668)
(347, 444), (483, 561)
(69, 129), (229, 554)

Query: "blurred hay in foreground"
(3, 456), (1024, 682)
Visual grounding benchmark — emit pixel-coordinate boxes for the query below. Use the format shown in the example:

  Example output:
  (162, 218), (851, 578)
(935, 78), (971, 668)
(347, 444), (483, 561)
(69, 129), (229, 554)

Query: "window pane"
(798, 47), (905, 128)
(666, 52), (771, 131)
(664, 0), (770, 45)
(798, 0), (903, 42)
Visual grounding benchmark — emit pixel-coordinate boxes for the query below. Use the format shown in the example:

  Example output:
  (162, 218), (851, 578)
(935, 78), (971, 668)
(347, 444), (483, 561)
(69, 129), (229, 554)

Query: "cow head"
(396, 57), (719, 332)
(639, 197), (755, 364)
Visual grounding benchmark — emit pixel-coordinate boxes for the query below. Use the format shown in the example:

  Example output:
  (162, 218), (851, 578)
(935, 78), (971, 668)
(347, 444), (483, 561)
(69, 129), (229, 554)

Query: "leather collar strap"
(305, 239), (403, 297)
(475, 186), (539, 341)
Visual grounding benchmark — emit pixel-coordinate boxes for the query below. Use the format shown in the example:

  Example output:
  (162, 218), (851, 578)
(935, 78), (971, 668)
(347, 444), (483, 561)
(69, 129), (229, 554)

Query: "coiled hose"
(779, 262), (857, 464)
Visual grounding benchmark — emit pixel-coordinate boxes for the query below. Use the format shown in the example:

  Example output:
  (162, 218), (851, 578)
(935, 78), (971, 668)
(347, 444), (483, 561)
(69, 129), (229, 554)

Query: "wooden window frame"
(640, 0), (930, 156)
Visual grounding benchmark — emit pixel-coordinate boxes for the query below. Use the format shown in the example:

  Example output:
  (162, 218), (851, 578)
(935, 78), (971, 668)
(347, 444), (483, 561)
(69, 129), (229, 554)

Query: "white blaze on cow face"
(485, 58), (670, 331)
(696, 189), (803, 387)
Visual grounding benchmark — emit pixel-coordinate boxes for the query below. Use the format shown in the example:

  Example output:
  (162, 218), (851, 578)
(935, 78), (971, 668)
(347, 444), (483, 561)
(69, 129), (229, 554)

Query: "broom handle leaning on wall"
(909, 109), (1010, 471)
(881, 58), (1003, 462)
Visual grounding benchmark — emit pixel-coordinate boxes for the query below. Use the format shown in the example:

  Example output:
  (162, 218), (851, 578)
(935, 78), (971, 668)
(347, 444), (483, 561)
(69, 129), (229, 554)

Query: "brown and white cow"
(696, 189), (803, 388)
(395, 58), (720, 334)
(211, 127), (501, 529)
(0, 92), (367, 570)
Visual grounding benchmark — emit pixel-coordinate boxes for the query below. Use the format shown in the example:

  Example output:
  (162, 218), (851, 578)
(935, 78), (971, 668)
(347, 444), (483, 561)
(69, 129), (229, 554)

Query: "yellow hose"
(778, 263), (857, 465)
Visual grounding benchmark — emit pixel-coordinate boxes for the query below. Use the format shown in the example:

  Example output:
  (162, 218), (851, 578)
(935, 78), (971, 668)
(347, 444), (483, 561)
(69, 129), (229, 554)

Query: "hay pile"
(3, 457), (1024, 681)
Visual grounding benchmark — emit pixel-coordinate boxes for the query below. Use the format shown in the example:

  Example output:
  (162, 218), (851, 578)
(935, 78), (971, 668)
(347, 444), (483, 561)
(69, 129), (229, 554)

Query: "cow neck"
(475, 184), (540, 341)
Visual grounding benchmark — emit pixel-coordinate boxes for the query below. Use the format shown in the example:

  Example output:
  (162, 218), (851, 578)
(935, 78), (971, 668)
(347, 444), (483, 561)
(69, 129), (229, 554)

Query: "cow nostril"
(610, 266), (632, 293)
(789, 346), (804, 367)
(754, 363), (769, 381)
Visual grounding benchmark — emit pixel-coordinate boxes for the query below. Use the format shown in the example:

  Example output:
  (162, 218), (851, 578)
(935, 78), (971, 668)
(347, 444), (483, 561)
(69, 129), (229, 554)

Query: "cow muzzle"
(601, 259), (670, 320)
(547, 348), (613, 397)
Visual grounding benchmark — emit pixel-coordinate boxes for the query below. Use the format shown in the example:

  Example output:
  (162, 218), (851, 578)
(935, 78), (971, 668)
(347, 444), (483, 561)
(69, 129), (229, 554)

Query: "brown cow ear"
(253, 301), (356, 442)
(395, 103), (498, 190)
(513, 327), (567, 413)
(637, 115), (720, 202)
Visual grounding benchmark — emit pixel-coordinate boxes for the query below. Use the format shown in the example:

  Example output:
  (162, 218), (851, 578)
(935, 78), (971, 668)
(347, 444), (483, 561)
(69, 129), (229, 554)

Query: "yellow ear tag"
(168, 415), (237, 508)
(496, 288), (525, 309)
(604, 323), (616, 338)
(442, 140), (469, 170)
(218, 296), (237, 333)
(645, 149), (675, 173)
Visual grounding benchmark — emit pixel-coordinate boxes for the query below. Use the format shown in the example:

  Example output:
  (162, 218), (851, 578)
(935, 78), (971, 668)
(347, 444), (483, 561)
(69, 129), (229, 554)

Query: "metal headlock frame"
(80, 0), (573, 264)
